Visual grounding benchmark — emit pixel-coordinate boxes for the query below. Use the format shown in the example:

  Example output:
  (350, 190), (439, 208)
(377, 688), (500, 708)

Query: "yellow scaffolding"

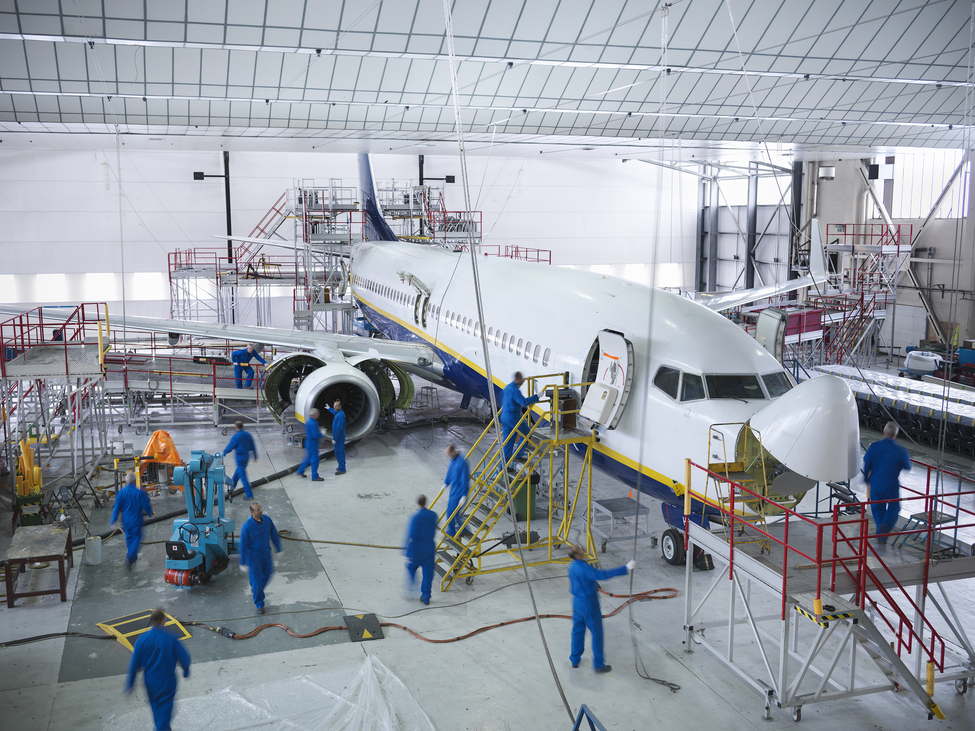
(432, 373), (598, 591)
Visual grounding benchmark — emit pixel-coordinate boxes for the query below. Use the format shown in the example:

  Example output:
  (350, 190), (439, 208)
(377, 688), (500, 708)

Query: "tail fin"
(358, 154), (398, 242)
(808, 219), (827, 282)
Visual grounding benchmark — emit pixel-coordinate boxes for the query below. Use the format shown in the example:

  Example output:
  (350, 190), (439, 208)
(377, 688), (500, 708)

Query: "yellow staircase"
(433, 374), (597, 591)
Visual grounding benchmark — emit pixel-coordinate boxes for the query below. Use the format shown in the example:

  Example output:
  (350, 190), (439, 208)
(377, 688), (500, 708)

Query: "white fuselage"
(350, 240), (793, 499)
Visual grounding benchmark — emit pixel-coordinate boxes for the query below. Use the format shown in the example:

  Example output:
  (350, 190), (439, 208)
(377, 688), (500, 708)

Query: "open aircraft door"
(580, 330), (634, 429)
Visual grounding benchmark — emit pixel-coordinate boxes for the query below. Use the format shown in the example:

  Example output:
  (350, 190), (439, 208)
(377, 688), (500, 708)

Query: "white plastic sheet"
(104, 655), (437, 731)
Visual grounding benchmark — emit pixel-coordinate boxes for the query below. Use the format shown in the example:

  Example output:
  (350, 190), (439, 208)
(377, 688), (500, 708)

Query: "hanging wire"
(625, 4), (680, 693)
(440, 0), (573, 722)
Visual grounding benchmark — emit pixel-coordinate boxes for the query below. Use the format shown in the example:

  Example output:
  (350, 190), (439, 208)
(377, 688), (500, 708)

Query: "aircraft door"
(755, 307), (787, 364)
(579, 330), (634, 429)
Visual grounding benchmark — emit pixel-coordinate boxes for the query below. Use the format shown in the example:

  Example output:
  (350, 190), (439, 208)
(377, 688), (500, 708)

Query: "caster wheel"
(792, 706), (801, 722)
(956, 678), (969, 694)
(601, 541), (607, 553)
(465, 577), (474, 586)
(117, 425), (124, 434)
(287, 424), (294, 433)
(135, 426), (143, 436)
(222, 428), (228, 436)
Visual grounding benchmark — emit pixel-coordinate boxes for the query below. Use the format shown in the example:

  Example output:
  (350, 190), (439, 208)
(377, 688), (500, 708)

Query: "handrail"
(685, 455), (975, 672)
(571, 705), (607, 731)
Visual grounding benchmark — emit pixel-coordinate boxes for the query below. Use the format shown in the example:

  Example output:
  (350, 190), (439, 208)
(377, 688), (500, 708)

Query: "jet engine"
(262, 352), (416, 440)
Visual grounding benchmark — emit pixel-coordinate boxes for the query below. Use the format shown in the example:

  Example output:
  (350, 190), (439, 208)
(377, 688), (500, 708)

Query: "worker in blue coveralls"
(404, 494), (438, 605)
(297, 408), (325, 482)
(567, 544), (634, 673)
(444, 443), (470, 536)
(863, 421), (912, 544)
(231, 344), (266, 389)
(239, 501), (282, 614)
(500, 372), (540, 466)
(223, 420), (258, 499)
(111, 471), (153, 569)
(328, 399), (347, 475)
(124, 607), (191, 731)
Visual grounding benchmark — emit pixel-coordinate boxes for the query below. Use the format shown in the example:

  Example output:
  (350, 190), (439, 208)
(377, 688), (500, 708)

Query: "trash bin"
(511, 470), (539, 522)
(84, 536), (102, 565)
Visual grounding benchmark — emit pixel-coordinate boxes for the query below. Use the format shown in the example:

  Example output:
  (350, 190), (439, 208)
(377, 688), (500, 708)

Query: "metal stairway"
(433, 376), (596, 591)
(788, 590), (946, 719)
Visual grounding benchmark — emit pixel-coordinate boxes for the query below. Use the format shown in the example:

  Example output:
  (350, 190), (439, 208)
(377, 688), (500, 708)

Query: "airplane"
(2, 154), (860, 565)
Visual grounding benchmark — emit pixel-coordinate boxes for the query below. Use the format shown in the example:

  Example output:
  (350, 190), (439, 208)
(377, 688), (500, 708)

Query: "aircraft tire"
(661, 528), (686, 565)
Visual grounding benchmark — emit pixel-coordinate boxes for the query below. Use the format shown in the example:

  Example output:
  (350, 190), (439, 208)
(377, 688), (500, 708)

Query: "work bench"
(3, 524), (73, 608)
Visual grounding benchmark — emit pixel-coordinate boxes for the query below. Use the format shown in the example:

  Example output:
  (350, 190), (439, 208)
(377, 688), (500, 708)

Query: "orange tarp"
(141, 430), (183, 466)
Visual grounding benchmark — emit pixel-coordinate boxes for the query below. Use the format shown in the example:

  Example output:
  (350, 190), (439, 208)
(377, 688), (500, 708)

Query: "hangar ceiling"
(0, 0), (971, 154)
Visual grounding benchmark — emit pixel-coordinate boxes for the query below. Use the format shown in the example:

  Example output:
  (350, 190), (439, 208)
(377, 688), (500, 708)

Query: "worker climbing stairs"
(433, 374), (596, 591)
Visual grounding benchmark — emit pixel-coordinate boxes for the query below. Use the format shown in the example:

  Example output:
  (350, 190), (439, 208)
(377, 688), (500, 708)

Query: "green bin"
(510, 471), (538, 522)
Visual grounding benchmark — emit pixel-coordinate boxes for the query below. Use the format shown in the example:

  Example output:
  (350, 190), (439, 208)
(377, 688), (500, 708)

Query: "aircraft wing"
(696, 219), (827, 312)
(0, 306), (437, 367)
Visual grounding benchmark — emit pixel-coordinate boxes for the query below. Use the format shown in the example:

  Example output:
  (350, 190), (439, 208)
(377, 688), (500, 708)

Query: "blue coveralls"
(111, 484), (153, 564)
(329, 407), (347, 473)
(863, 437), (912, 542)
(239, 514), (282, 610)
(125, 625), (191, 731)
(568, 559), (627, 669)
(445, 453), (470, 536)
(231, 348), (266, 389)
(297, 417), (323, 479)
(500, 380), (539, 465)
(404, 507), (438, 603)
(223, 430), (258, 499)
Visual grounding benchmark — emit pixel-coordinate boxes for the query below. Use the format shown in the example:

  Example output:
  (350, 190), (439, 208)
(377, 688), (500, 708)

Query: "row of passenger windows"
(353, 274), (553, 367)
(653, 366), (793, 402)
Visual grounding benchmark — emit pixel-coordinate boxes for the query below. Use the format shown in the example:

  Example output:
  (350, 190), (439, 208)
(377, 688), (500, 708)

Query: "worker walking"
(111, 471), (154, 569)
(329, 399), (347, 475)
(124, 607), (191, 731)
(239, 502), (282, 614)
(404, 494), (438, 605)
(567, 544), (634, 673)
(231, 344), (266, 389)
(297, 408), (325, 482)
(444, 443), (470, 536)
(500, 372), (539, 466)
(223, 421), (258, 499)
(863, 421), (912, 544)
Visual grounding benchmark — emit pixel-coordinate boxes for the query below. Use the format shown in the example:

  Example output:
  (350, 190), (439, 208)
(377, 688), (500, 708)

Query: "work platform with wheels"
(431, 373), (598, 591)
(680, 457), (975, 722)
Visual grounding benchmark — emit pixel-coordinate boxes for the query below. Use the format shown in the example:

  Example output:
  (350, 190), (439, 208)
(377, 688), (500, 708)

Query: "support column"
(708, 172), (720, 292)
(745, 162), (758, 289)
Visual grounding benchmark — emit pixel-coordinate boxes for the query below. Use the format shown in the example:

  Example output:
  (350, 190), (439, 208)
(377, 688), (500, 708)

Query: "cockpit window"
(762, 372), (793, 397)
(653, 366), (680, 400)
(705, 374), (765, 399)
(680, 373), (706, 402)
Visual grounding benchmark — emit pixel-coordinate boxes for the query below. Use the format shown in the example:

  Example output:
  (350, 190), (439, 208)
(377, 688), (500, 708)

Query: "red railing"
(504, 245), (552, 265)
(809, 290), (890, 364)
(427, 210), (482, 245)
(0, 303), (109, 378)
(102, 351), (265, 402)
(686, 457), (975, 672)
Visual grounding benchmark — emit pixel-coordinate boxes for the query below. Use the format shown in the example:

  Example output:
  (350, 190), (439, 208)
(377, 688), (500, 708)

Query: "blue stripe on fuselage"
(356, 297), (694, 512)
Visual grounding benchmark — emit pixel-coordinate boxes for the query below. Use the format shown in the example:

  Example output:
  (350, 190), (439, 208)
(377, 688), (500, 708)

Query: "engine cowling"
(293, 362), (381, 441)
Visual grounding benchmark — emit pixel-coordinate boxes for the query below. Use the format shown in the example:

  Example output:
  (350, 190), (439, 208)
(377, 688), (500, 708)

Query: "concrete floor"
(1, 385), (974, 731)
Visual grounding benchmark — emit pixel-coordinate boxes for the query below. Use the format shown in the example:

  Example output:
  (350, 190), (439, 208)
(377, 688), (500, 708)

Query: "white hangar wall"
(0, 148), (697, 325)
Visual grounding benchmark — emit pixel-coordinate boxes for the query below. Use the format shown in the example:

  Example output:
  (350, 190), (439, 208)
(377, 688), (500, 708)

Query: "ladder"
(433, 376), (596, 591)
(787, 590), (946, 720)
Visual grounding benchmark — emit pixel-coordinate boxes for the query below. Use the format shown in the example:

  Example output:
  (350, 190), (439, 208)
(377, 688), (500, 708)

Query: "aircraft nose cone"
(750, 375), (859, 482)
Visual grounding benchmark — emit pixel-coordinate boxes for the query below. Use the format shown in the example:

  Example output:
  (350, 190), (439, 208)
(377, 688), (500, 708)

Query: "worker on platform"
(297, 408), (325, 482)
(404, 494), (438, 605)
(444, 443), (470, 536)
(231, 344), (266, 389)
(223, 421), (258, 500)
(567, 544), (634, 673)
(239, 501), (282, 615)
(124, 606), (191, 731)
(329, 399), (347, 475)
(500, 372), (539, 466)
(863, 421), (912, 545)
(111, 471), (154, 569)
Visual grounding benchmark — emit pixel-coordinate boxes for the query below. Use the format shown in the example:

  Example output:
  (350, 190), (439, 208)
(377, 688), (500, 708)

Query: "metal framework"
(680, 456), (975, 722)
